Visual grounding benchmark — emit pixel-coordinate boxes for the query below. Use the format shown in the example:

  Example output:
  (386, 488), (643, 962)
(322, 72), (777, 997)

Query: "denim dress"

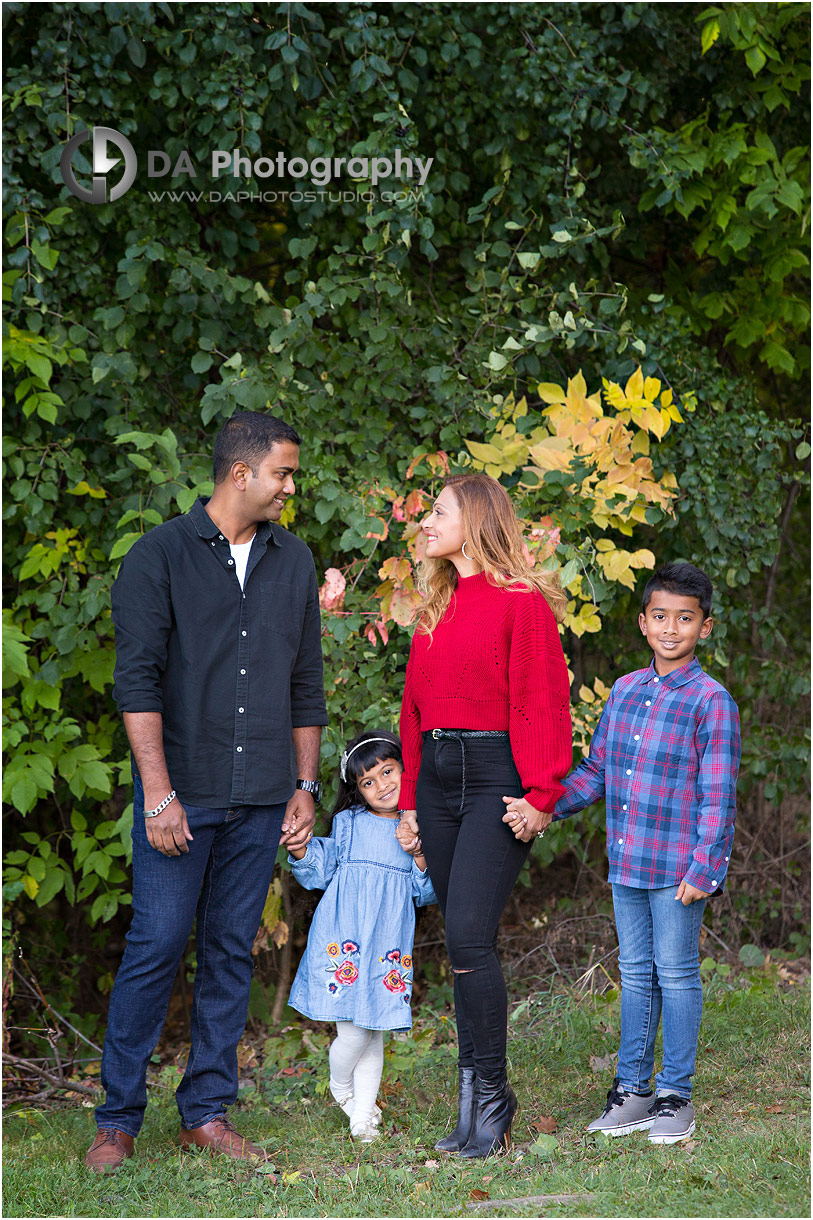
(288, 807), (436, 1031)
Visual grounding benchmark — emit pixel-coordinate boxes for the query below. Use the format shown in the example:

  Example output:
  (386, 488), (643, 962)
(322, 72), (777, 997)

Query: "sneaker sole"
(648, 1120), (696, 1145)
(588, 1117), (656, 1136)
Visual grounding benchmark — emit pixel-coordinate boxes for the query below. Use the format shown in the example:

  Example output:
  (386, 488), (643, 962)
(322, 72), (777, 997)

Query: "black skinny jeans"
(416, 732), (533, 1080)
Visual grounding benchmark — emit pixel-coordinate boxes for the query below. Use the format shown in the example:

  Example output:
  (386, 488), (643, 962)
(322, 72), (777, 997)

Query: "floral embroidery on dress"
(379, 946), (413, 995)
(326, 937), (360, 992)
(334, 959), (360, 985)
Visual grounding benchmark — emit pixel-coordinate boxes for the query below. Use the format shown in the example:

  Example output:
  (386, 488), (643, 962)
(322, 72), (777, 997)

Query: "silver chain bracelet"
(144, 790), (176, 819)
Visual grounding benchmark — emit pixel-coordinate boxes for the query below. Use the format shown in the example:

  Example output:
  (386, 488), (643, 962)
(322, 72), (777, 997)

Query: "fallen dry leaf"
(589, 1052), (615, 1073)
(675, 1139), (697, 1152)
(531, 1115), (557, 1133)
(424, 1160), (439, 1169)
(765, 1104), (783, 1114)
(469, 1189), (490, 1201)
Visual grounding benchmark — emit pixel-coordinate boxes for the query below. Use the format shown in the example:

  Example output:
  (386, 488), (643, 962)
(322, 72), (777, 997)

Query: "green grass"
(3, 973), (809, 1218)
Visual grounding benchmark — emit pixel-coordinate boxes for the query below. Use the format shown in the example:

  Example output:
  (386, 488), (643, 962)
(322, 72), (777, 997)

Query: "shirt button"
(228, 558), (234, 565)
(725, 856), (729, 861)
(654, 677), (659, 683)
(240, 669), (246, 675)
(236, 746), (243, 753)
(626, 769), (632, 775)
(645, 700), (651, 706)
(219, 534), (224, 540)
(239, 707), (244, 713)
(211, 541), (216, 547)
(634, 734), (640, 741)
(617, 838), (623, 845)
(241, 630), (247, 636)
(711, 880), (718, 886)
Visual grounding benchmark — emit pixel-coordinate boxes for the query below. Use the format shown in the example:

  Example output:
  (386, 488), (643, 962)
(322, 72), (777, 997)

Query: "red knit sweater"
(399, 571), (573, 813)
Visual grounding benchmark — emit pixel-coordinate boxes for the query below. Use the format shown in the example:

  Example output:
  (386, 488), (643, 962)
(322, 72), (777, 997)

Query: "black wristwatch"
(296, 779), (322, 803)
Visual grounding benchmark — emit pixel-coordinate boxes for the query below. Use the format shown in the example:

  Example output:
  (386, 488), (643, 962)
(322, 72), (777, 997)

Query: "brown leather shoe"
(84, 1128), (135, 1172)
(178, 1115), (270, 1162)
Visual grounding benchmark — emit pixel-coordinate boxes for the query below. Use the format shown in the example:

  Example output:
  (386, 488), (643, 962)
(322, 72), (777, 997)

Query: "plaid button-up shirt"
(554, 657), (740, 892)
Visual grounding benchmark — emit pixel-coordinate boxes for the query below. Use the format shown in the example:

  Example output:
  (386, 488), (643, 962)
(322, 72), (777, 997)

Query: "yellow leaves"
(376, 556), (422, 627)
(253, 878), (289, 954)
(594, 541), (657, 590)
(526, 436), (572, 471)
(537, 381), (566, 404)
(625, 366), (644, 400)
(67, 481), (107, 498)
(565, 601), (602, 636)
(631, 429), (650, 456)
(643, 375), (661, 401)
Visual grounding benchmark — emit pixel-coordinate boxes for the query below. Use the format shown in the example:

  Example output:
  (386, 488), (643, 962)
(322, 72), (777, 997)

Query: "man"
(85, 412), (328, 1171)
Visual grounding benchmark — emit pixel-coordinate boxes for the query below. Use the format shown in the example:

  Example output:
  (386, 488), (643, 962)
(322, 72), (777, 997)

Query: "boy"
(553, 562), (740, 1144)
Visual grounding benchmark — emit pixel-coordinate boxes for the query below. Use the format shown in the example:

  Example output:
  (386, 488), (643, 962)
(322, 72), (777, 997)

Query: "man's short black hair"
(642, 562), (713, 618)
(213, 411), (301, 483)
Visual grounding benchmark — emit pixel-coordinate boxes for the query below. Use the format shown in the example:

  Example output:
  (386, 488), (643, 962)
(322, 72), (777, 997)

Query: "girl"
(396, 472), (572, 1157)
(287, 730), (436, 1142)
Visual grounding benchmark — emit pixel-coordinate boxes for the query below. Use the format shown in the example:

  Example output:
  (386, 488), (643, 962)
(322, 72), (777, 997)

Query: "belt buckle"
(432, 728), (441, 739)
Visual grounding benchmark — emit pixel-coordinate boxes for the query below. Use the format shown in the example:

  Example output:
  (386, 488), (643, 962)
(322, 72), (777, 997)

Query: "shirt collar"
(640, 655), (704, 689)
(189, 496), (280, 547)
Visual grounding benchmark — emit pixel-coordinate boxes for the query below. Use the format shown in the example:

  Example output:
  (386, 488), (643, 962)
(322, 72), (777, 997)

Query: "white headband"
(340, 737), (395, 782)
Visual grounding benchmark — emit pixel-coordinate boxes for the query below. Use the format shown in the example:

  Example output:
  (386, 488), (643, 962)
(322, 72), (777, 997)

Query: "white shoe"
(351, 1119), (380, 1143)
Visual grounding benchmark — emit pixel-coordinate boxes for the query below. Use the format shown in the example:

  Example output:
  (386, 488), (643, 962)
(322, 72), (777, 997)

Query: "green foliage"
(2, 3), (809, 1009)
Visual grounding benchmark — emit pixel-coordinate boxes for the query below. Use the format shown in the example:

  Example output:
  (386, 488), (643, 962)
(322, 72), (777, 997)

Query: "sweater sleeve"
(507, 591), (572, 813)
(552, 687), (613, 820)
(398, 641), (423, 811)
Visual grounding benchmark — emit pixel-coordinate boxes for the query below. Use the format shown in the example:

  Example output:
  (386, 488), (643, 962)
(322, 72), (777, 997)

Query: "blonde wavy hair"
(415, 473), (567, 634)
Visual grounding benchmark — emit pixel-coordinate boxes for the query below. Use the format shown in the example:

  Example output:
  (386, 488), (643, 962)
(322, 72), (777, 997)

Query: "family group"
(84, 411), (739, 1172)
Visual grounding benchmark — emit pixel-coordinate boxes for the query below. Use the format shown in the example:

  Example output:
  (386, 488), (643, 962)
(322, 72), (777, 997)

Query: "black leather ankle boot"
(458, 1074), (517, 1158)
(435, 1066), (476, 1152)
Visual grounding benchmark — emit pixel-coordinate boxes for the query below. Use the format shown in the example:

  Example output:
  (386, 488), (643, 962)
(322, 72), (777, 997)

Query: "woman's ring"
(537, 830), (545, 838)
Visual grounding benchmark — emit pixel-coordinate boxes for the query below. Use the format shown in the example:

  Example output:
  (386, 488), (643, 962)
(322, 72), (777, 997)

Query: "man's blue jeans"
(95, 774), (286, 1135)
(612, 883), (706, 1100)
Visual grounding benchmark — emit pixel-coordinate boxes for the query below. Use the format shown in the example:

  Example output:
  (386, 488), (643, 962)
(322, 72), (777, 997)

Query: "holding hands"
(396, 810), (421, 856)
(396, 810), (428, 872)
(501, 795), (553, 842)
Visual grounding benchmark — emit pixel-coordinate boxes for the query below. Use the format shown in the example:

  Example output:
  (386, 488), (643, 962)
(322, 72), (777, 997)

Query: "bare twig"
(13, 962), (104, 1054)
(3, 1052), (100, 1096)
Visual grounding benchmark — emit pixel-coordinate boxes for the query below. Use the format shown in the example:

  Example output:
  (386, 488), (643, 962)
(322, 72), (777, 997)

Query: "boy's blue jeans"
(95, 774), (286, 1136)
(612, 883), (706, 1100)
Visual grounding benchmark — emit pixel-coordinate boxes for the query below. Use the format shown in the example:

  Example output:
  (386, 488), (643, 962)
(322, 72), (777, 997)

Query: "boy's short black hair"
(213, 411), (301, 483)
(642, 562), (713, 618)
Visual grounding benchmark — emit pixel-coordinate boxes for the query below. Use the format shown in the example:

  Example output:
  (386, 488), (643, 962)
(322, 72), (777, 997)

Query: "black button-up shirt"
(111, 497), (328, 807)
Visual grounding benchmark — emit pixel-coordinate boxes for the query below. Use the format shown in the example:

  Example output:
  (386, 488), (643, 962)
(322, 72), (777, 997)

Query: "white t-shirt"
(229, 538), (254, 589)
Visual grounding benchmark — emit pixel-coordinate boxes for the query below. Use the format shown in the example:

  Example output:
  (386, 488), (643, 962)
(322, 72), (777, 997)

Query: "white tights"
(328, 1021), (384, 1135)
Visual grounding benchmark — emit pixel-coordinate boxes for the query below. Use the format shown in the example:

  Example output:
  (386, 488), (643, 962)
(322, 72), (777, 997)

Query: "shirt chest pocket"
(260, 580), (305, 648)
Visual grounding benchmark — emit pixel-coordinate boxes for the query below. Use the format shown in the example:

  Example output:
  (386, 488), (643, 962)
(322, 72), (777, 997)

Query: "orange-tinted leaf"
(531, 1115), (558, 1133)
(469, 1189), (490, 1201)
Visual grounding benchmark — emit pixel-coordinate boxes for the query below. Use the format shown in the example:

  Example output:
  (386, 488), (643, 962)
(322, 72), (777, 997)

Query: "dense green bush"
(2, 3), (809, 1032)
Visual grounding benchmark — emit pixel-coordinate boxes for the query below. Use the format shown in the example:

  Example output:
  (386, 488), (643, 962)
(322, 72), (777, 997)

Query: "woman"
(396, 473), (572, 1157)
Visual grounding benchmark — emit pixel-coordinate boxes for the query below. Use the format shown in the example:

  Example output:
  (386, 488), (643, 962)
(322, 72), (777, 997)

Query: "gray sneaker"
(587, 1077), (655, 1136)
(647, 1094), (695, 1144)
